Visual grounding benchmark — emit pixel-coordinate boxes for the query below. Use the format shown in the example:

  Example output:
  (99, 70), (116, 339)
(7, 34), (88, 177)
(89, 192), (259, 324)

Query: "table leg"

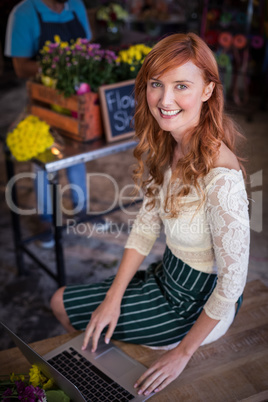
(4, 150), (25, 276)
(49, 172), (66, 287)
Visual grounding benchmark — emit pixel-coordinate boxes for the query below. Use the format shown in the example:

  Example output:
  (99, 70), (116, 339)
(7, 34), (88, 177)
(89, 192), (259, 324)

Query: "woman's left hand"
(134, 347), (191, 396)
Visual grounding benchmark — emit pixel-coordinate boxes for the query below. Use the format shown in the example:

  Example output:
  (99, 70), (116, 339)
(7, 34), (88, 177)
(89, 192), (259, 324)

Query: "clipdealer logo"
(4, 170), (263, 233)
(5, 172), (143, 223)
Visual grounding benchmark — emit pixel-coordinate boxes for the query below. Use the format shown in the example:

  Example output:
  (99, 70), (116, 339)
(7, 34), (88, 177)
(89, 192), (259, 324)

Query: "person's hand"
(82, 297), (121, 352)
(134, 347), (191, 396)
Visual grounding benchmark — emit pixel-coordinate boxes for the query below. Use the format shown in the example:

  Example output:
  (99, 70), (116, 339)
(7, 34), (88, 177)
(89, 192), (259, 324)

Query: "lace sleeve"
(125, 192), (163, 256)
(203, 170), (250, 320)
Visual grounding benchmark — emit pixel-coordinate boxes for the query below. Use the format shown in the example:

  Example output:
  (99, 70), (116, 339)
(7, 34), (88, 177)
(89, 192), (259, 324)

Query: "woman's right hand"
(81, 249), (145, 353)
(81, 296), (121, 353)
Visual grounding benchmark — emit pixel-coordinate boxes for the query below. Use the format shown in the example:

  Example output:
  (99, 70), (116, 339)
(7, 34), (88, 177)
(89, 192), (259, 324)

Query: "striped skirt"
(63, 247), (217, 347)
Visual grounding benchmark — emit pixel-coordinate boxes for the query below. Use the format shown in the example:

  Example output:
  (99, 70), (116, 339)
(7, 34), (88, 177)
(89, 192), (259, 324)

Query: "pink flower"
(80, 38), (90, 44)
(16, 380), (26, 394)
(49, 43), (59, 49)
(3, 387), (13, 401)
(76, 82), (91, 95)
(16, 383), (46, 402)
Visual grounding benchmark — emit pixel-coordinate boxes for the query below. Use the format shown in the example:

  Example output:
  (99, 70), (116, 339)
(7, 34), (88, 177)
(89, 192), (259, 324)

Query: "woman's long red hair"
(133, 32), (245, 216)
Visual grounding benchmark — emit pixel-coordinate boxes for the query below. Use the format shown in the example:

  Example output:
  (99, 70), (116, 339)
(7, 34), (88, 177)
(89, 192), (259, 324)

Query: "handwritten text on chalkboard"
(99, 80), (135, 143)
(106, 89), (135, 132)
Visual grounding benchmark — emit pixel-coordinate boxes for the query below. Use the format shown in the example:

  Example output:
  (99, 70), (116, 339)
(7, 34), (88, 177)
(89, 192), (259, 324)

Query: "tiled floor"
(0, 72), (267, 351)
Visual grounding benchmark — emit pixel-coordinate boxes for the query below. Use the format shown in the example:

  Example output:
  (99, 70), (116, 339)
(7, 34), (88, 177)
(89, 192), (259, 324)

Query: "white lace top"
(125, 167), (250, 321)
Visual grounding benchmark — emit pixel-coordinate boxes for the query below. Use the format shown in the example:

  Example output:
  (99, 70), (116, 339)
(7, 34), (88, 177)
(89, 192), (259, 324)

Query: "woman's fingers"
(134, 367), (156, 389)
(81, 321), (95, 350)
(139, 373), (170, 396)
(135, 369), (171, 396)
(152, 377), (171, 393)
(91, 324), (104, 352)
(82, 316), (118, 352)
(138, 372), (165, 396)
(81, 301), (120, 352)
(105, 320), (117, 344)
(82, 316), (106, 352)
(134, 347), (191, 395)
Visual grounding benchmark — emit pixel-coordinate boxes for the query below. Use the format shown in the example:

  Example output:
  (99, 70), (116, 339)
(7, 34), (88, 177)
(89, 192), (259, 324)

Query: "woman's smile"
(160, 108), (182, 117)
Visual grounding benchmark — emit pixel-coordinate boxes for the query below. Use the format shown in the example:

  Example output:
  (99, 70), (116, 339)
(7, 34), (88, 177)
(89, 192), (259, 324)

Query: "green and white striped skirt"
(63, 247), (217, 347)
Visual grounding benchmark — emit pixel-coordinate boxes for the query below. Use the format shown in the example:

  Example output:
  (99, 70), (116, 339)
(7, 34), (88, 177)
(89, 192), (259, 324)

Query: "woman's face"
(146, 61), (214, 142)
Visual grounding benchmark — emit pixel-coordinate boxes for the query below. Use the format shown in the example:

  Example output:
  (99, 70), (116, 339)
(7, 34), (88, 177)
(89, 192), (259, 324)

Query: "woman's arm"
(134, 310), (219, 396)
(82, 248), (145, 352)
(135, 169), (250, 395)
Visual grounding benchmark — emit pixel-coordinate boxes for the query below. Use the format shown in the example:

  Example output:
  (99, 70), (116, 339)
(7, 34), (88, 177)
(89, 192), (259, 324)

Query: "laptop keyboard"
(47, 347), (135, 401)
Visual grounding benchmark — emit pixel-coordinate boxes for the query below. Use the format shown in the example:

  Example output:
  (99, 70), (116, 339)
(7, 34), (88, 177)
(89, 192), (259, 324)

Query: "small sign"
(99, 79), (135, 143)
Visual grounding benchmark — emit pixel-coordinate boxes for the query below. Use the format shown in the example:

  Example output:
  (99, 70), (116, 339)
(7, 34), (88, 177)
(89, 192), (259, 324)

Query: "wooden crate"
(27, 81), (103, 142)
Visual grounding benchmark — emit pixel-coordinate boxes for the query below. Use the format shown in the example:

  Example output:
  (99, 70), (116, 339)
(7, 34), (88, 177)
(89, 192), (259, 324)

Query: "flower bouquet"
(6, 115), (54, 161)
(0, 364), (69, 401)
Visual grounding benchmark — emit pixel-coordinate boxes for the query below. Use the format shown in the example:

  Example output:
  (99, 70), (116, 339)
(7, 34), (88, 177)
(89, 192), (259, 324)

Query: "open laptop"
(1, 321), (154, 401)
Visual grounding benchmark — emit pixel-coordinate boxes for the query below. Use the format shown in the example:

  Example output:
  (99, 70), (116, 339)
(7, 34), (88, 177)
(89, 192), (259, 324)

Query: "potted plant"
(27, 36), (119, 142)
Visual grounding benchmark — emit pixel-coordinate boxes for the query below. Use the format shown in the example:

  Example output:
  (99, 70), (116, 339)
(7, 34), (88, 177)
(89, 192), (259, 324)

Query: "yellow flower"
(10, 373), (25, 382)
(60, 41), (69, 48)
(43, 378), (55, 390)
(29, 364), (48, 387)
(41, 75), (57, 88)
(54, 35), (61, 43)
(29, 365), (42, 386)
(117, 44), (152, 68)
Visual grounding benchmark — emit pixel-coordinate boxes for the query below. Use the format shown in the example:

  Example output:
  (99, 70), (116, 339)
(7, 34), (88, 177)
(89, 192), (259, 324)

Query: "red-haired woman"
(51, 33), (250, 396)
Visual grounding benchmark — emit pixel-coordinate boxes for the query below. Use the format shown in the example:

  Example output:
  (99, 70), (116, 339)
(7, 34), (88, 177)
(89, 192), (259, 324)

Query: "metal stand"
(4, 138), (139, 287)
(4, 149), (66, 285)
(5, 148), (25, 276)
(51, 172), (66, 287)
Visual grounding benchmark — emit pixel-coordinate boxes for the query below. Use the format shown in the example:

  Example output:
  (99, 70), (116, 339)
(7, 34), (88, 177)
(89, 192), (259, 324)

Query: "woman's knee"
(50, 286), (66, 315)
(50, 286), (76, 332)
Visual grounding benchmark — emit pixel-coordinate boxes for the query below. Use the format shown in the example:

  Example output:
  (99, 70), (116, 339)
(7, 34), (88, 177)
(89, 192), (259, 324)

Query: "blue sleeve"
(4, 4), (39, 58)
(71, 0), (92, 40)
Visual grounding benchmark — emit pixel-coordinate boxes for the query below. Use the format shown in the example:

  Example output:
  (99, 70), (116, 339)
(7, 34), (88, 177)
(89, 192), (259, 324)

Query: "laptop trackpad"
(96, 347), (137, 377)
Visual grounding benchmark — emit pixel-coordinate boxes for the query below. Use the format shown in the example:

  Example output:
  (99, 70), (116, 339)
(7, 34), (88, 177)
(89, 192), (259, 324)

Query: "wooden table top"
(1, 280), (268, 402)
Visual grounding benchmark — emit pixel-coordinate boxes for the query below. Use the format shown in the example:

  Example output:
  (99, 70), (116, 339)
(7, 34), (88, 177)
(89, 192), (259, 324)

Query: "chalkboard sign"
(99, 79), (135, 143)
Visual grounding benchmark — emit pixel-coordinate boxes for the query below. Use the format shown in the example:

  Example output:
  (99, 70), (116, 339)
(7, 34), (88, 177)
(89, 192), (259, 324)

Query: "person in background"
(51, 32), (250, 396)
(5, 0), (92, 247)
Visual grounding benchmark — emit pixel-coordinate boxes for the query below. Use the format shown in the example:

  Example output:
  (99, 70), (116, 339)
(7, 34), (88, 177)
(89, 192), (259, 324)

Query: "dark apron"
(34, 4), (86, 54)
